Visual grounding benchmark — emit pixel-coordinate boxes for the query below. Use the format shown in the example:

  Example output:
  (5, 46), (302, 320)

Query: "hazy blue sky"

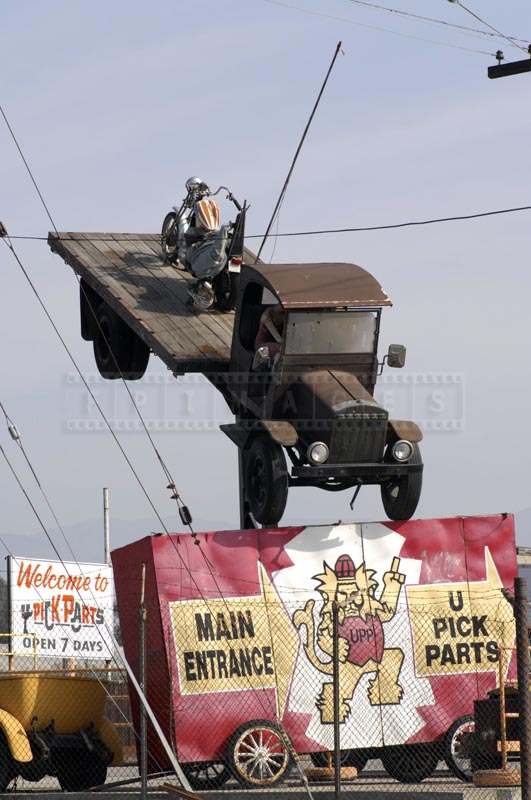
(1, 0), (531, 561)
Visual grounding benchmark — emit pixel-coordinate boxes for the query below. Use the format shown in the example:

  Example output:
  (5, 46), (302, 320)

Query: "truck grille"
(329, 412), (387, 464)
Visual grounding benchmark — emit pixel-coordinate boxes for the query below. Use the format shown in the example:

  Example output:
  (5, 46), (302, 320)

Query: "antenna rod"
(255, 40), (343, 263)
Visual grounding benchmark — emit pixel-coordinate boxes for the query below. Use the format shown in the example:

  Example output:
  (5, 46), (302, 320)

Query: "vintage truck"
(112, 513), (516, 788)
(0, 671), (122, 791)
(49, 232), (423, 526)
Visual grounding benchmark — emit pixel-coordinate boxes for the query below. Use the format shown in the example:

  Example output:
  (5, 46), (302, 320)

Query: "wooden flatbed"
(48, 232), (255, 375)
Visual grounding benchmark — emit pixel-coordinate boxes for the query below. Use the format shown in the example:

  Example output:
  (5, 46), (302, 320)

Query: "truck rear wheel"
(245, 435), (288, 526)
(93, 301), (150, 380)
(381, 443), (422, 520)
(381, 743), (439, 783)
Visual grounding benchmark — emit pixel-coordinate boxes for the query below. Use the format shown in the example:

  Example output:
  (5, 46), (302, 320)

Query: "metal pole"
(332, 600), (341, 800)
(515, 577), (531, 800)
(103, 488), (110, 565)
(498, 648), (508, 770)
(139, 563), (148, 800)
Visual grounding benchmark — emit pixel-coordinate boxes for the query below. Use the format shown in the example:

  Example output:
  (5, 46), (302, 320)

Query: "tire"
(381, 443), (423, 521)
(310, 750), (368, 773)
(445, 715), (475, 783)
(0, 732), (15, 792)
(182, 761), (231, 790)
(245, 435), (288, 526)
(228, 720), (291, 787)
(55, 751), (107, 791)
(381, 743), (439, 784)
(161, 212), (180, 263)
(213, 270), (239, 311)
(93, 301), (150, 380)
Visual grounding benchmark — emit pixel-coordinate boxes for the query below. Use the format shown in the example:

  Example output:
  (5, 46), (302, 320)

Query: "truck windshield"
(285, 310), (378, 355)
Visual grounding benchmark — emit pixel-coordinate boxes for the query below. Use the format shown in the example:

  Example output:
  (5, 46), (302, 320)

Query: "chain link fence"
(0, 557), (527, 795)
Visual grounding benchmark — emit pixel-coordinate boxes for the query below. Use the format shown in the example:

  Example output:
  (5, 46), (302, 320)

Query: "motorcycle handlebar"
(210, 185), (242, 212)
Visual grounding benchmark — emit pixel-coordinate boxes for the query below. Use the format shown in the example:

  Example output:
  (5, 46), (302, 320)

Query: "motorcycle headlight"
(308, 442), (329, 465)
(392, 439), (413, 462)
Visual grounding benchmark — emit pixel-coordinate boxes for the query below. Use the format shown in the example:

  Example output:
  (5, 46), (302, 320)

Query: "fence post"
(332, 600), (341, 800)
(514, 577), (530, 800)
(139, 563), (148, 800)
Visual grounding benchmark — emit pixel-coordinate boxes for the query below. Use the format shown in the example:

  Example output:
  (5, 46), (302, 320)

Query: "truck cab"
(222, 261), (423, 526)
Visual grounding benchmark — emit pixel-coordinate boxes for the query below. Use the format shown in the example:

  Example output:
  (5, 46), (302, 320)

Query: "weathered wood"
(48, 232), (238, 375)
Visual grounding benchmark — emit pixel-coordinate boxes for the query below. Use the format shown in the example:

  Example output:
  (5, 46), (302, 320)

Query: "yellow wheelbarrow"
(0, 672), (122, 792)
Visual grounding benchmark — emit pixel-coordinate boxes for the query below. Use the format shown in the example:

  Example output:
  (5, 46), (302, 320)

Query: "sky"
(1, 0), (531, 564)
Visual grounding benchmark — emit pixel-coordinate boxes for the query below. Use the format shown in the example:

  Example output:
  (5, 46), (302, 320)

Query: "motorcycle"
(161, 177), (246, 311)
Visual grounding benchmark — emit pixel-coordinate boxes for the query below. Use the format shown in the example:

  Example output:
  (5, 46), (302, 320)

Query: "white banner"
(8, 556), (114, 660)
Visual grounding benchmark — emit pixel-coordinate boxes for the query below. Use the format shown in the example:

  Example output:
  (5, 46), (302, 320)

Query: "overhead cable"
(346, 0), (529, 48)
(261, 0), (497, 56)
(447, 0), (529, 53)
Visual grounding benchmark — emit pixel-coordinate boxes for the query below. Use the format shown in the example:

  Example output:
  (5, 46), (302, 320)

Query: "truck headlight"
(308, 442), (329, 465)
(392, 439), (413, 462)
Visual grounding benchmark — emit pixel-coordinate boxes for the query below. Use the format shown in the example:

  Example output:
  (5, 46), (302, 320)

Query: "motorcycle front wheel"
(161, 212), (180, 263)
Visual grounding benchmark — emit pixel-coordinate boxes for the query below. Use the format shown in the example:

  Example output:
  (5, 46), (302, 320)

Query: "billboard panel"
(8, 556), (114, 660)
(112, 514), (517, 766)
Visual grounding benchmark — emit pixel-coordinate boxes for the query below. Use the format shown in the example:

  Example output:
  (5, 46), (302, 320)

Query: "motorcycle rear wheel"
(161, 212), (179, 263)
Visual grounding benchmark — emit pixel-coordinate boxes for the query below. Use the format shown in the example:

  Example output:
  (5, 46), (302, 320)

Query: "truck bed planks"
(48, 231), (247, 376)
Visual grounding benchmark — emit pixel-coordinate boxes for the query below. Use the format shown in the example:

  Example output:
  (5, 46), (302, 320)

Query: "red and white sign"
(112, 514), (517, 766)
(8, 556), (114, 660)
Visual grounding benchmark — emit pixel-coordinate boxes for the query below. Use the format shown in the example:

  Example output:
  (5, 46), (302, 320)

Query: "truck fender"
(96, 717), (123, 766)
(220, 420), (298, 449)
(0, 709), (32, 763)
(388, 420), (423, 444)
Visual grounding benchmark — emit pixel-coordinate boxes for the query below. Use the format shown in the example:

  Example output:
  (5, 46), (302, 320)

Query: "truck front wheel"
(93, 301), (150, 380)
(244, 435), (288, 526)
(381, 443), (422, 520)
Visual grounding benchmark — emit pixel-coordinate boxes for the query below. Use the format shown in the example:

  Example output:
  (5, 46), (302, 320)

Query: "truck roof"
(244, 261), (392, 308)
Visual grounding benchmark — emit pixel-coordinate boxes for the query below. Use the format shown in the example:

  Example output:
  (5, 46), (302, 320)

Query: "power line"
(0, 104), (58, 233)
(7, 202), (531, 247)
(0, 104), (192, 529)
(346, 0), (529, 48)
(261, 0), (496, 56)
(1, 235), (171, 534)
(244, 203), (531, 239)
(447, 0), (529, 54)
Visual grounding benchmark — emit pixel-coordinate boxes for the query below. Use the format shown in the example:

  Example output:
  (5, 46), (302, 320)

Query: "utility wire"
(1, 236), (170, 534)
(0, 447), (165, 776)
(0, 103), (192, 529)
(261, 0), (496, 56)
(346, 0), (529, 48)
(245, 203), (531, 239)
(7, 202), (531, 244)
(447, 0), (529, 53)
(0, 105), (58, 233)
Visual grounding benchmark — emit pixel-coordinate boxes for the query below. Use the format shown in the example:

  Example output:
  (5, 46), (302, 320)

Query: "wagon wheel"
(445, 715), (475, 783)
(182, 761), (231, 790)
(229, 721), (291, 787)
(244, 435), (288, 526)
(380, 443), (423, 521)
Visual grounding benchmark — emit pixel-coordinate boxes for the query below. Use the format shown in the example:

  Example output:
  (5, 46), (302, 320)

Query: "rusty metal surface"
(243, 262), (392, 308)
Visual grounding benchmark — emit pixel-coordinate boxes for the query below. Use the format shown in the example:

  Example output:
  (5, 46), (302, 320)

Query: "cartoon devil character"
(293, 554), (406, 723)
